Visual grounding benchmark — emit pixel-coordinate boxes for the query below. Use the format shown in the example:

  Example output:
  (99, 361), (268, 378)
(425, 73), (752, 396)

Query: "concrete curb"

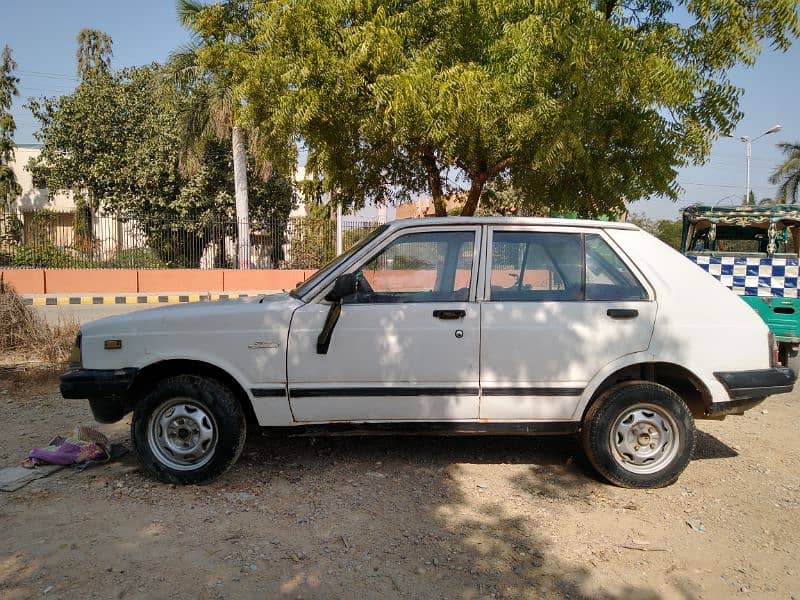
(23, 292), (265, 306)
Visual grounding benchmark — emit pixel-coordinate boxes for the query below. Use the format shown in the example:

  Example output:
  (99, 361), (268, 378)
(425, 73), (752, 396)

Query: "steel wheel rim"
(609, 403), (680, 475)
(147, 398), (218, 471)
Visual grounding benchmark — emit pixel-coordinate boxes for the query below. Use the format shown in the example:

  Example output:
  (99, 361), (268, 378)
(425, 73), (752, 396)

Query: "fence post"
(335, 203), (343, 256)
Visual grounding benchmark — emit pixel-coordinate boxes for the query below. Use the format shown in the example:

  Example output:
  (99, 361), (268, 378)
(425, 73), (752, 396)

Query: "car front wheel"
(582, 381), (695, 488)
(132, 375), (246, 484)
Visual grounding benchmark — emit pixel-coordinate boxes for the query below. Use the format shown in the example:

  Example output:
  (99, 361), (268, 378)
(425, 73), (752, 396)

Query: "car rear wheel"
(582, 381), (695, 488)
(132, 375), (246, 484)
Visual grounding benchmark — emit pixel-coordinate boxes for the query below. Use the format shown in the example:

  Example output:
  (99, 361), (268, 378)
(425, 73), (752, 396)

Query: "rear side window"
(489, 232), (583, 301)
(488, 230), (647, 301)
(584, 234), (647, 301)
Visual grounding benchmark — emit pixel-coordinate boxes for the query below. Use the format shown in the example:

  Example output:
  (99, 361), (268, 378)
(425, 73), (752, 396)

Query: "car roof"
(386, 217), (639, 231)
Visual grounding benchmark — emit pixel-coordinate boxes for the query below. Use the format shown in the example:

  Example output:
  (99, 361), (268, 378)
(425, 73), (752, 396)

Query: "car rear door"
(479, 226), (657, 420)
(287, 225), (482, 422)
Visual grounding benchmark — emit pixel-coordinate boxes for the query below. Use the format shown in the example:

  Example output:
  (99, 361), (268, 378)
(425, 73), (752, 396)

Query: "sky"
(2, 0), (799, 220)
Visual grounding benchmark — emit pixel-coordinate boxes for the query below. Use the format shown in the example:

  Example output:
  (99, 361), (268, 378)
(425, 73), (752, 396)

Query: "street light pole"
(743, 136), (752, 204)
(725, 124), (782, 204)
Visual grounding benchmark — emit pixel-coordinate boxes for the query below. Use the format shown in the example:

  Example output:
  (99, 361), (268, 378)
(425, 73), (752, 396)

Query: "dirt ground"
(0, 366), (798, 600)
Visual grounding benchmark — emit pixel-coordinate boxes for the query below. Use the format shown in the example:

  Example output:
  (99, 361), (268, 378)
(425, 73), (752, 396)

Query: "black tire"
(582, 381), (695, 488)
(131, 375), (246, 484)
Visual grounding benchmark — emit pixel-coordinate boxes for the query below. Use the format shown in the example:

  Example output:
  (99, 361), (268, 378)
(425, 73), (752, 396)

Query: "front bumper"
(60, 368), (138, 423)
(60, 368), (138, 399)
(708, 367), (795, 417)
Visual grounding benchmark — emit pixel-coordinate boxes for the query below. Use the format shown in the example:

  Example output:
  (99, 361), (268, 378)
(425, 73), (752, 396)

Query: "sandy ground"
(0, 366), (798, 600)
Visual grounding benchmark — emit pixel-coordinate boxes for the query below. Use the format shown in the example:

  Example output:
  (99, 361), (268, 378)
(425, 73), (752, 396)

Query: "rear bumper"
(60, 368), (138, 399)
(709, 367), (795, 417)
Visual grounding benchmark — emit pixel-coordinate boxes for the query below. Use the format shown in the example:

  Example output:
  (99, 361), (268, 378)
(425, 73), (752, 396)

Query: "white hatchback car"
(61, 218), (795, 487)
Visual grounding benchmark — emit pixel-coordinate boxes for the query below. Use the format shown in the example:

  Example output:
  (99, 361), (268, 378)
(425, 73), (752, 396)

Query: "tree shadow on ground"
(228, 432), (662, 598)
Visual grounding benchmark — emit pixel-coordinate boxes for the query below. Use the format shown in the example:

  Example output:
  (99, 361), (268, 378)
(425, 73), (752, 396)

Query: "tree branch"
(488, 157), (514, 178)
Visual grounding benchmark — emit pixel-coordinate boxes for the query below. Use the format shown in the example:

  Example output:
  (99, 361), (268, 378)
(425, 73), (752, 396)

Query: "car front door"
(287, 226), (482, 422)
(479, 227), (657, 420)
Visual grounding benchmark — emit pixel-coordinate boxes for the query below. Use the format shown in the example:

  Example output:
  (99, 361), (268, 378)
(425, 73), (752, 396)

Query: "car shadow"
(692, 429), (738, 460)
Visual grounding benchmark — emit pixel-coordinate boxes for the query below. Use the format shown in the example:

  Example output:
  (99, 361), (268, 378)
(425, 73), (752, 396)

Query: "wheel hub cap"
(147, 399), (218, 471)
(609, 404), (680, 475)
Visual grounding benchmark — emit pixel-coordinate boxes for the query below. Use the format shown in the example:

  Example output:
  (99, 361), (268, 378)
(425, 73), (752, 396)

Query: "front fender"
(131, 353), (295, 427)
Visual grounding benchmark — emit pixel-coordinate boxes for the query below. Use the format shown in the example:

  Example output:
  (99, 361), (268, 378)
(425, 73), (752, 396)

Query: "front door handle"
(607, 308), (639, 319)
(433, 309), (466, 320)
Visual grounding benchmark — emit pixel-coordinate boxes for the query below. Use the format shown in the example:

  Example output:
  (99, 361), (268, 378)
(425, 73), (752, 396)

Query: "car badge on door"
(248, 341), (280, 349)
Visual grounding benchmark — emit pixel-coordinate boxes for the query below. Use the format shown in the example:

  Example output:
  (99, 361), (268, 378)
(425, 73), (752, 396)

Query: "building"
(394, 197), (465, 219)
(4, 145), (77, 244)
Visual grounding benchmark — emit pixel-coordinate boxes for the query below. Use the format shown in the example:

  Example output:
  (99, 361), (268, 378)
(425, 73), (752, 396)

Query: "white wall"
(6, 146), (75, 213)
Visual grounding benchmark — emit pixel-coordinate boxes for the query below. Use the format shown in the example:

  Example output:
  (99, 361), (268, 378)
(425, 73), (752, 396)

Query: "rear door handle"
(607, 308), (639, 319)
(433, 309), (466, 320)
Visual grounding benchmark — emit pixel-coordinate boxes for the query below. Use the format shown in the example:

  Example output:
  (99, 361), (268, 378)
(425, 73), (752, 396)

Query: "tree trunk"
(232, 126), (251, 269)
(421, 149), (447, 216)
(459, 158), (513, 216)
(460, 175), (488, 217)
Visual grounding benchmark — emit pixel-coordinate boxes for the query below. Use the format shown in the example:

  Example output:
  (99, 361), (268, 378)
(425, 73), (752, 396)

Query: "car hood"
(80, 292), (302, 336)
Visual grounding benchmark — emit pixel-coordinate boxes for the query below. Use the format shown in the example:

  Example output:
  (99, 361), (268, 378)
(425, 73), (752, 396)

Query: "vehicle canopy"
(681, 203), (800, 343)
(682, 204), (800, 256)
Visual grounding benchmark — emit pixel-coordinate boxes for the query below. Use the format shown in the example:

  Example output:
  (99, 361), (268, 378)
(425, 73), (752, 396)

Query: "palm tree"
(769, 143), (800, 204)
(172, 0), (252, 268)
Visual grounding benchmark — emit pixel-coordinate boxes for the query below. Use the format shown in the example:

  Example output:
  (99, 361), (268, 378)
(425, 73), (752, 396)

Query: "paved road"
(35, 303), (156, 325)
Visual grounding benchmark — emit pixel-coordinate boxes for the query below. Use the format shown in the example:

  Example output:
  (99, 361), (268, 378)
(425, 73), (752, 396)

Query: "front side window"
(347, 230), (475, 303)
(292, 223), (390, 298)
(489, 232), (583, 301)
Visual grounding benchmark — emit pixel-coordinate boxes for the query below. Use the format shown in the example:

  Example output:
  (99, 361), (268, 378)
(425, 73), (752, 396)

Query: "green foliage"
(9, 242), (90, 268)
(76, 29), (113, 81)
(770, 143), (800, 204)
(28, 63), (184, 214)
(1, 45), (20, 206)
(211, 0), (799, 217)
(104, 247), (168, 269)
(287, 218), (336, 269)
(27, 209), (58, 243)
(629, 214), (683, 250)
(34, 34), (292, 224)
(1, 211), (23, 243)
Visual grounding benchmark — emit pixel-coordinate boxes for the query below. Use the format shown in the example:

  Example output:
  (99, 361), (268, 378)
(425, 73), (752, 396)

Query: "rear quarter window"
(584, 234), (647, 301)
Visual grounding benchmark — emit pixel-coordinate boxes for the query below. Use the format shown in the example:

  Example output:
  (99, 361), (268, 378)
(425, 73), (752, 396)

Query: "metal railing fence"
(0, 209), (382, 270)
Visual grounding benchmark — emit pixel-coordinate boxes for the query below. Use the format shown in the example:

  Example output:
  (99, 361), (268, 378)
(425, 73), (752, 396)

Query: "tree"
(770, 143), (800, 204)
(28, 64), (184, 217)
(175, 0), (256, 268)
(70, 29), (114, 240)
(0, 45), (20, 209)
(28, 52), (295, 266)
(227, 0), (798, 217)
(76, 29), (113, 80)
(629, 214), (683, 250)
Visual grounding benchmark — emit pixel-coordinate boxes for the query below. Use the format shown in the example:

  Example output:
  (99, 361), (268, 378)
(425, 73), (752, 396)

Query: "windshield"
(291, 223), (390, 299)
(687, 224), (798, 255)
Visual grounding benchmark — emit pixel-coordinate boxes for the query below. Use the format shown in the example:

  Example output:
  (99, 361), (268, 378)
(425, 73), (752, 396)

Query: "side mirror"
(325, 273), (357, 302)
